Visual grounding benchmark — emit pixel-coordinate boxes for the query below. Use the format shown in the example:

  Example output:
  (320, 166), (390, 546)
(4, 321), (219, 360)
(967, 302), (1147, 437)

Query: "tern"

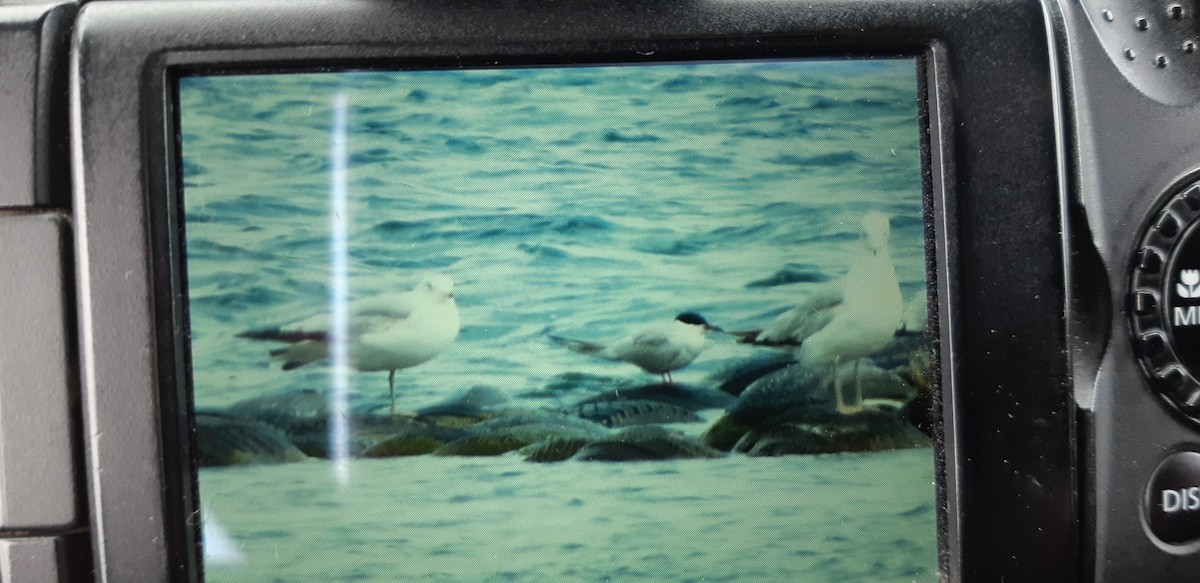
(238, 274), (461, 414)
(741, 212), (903, 414)
(551, 312), (722, 384)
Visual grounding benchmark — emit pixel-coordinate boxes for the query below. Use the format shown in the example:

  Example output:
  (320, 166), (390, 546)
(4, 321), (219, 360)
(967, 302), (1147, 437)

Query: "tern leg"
(389, 370), (396, 416)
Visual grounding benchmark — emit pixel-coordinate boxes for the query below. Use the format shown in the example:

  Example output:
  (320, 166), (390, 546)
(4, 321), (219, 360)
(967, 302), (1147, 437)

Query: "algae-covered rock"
(707, 353), (797, 396)
(735, 408), (931, 456)
(571, 399), (702, 428)
(574, 382), (733, 411)
(362, 434), (452, 457)
(433, 433), (533, 457)
(573, 426), (725, 461)
(520, 438), (593, 462)
(194, 413), (307, 467)
(437, 421), (608, 457)
(464, 411), (608, 437)
(226, 388), (331, 428)
(521, 371), (631, 399)
(415, 385), (515, 423)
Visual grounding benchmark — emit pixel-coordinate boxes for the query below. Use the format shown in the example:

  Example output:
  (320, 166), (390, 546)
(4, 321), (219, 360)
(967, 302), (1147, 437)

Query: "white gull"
(238, 274), (460, 414)
(749, 211), (903, 413)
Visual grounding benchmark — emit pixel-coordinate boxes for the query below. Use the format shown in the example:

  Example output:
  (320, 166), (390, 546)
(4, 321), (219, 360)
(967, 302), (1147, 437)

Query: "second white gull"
(747, 211), (904, 413)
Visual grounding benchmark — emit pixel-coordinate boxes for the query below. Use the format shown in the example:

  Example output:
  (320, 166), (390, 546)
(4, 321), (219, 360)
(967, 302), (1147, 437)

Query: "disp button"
(1145, 451), (1200, 545)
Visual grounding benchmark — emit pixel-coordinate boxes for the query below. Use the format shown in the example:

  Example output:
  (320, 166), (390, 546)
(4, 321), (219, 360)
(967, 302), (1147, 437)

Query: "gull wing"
(756, 284), (844, 344)
(242, 291), (418, 342)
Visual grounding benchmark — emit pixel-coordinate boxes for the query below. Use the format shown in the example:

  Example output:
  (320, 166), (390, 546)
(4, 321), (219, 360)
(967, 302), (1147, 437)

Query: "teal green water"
(180, 58), (937, 582)
(201, 450), (936, 583)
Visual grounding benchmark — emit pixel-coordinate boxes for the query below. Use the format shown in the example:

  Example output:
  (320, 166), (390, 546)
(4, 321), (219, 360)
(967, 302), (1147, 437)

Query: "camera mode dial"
(1132, 179), (1200, 424)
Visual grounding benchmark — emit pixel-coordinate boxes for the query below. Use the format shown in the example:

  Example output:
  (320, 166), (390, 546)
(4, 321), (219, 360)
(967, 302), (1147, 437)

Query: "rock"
(465, 411), (609, 438)
(435, 414), (611, 457)
(225, 388), (331, 428)
(194, 413), (307, 467)
(703, 365), (831, 450)
(360, 416), (468, 452)
(521, 371), (630, 399)
(361, 434), (451, 457)
(571, 400), (702, 427)
(707, 353), (797, 396)
(704, 414), (759, 452)
(356, 417), (472, 458)
(726, 364), (832, 420)
(573, 426), (725, 461)
(433, 433), (533, 456)
(415, 385), (513, 418)
(520, 438), (593, 462)
(287, 414), (467, 458)
(574, 382), (733, 411)
(734, 407), (931, 456)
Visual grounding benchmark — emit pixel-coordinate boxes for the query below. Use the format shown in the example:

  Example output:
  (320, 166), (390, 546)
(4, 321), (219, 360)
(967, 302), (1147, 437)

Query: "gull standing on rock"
(551, 312), (722, 384)
(745, 211), (903, 413)
(238, 274), (461, 414)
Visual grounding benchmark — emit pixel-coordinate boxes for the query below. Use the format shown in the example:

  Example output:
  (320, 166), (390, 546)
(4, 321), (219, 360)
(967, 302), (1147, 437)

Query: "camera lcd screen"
(177, 58), (936, 582)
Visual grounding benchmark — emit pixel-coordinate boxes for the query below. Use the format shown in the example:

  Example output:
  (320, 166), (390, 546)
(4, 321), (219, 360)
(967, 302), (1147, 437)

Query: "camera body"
(0, 0), (1197, 581)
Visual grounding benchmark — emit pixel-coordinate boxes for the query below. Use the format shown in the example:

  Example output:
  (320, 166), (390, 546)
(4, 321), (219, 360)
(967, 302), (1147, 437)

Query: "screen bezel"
(70, 1), (1074, 581)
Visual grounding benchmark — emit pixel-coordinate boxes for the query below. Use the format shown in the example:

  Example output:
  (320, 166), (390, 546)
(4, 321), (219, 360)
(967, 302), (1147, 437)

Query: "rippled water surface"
(180, 58), (936, 582)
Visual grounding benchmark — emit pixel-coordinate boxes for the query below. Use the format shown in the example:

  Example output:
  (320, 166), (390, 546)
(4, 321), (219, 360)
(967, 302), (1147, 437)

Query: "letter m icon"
(1175, 306), (1199, 326)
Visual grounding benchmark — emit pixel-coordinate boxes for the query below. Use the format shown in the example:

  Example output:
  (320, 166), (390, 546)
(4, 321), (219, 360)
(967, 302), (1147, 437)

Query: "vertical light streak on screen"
(329, 92), (352, 486)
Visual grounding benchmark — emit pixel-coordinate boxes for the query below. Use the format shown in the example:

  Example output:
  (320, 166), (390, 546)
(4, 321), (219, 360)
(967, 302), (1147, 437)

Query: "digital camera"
(0, 0), (1196, 581)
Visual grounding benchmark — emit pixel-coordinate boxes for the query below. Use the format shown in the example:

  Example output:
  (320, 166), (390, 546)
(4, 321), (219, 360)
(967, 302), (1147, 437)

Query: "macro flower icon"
(1179, 269), (1200, 299)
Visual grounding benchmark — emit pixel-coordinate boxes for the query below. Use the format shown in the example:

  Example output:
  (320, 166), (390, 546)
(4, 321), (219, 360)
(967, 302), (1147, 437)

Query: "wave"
(745, 265), (831, 288)
(350, 250), (460, 271)
(767, 151), (863, 168)
(349, 148), (397, 166)
(191, 286), (290, 311)
(206, 193), (326, 218)
(187, 239), (275, 261)
(633, 221), (774, 257)
(444, 137), (487, 155)
(675, 150), (734, 166)
(368, 214), (615, 244)
(518, 243), (570, 261)
(717, 95), (782, 110)
(602, 130), (662, 143)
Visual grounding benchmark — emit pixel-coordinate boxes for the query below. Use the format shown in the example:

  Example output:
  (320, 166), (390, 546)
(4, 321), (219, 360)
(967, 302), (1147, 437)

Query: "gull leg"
(833, 355), (846, 413)
(833, 356), (864, 415)
(389, 370), (396, 416)
(851, 358), (864, 414)
(664, 371), (673, 385)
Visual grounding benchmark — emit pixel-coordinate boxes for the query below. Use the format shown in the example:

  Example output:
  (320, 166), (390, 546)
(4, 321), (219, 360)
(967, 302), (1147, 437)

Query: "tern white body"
(598, 318), (709, 374)
(553, 312), (716, 383)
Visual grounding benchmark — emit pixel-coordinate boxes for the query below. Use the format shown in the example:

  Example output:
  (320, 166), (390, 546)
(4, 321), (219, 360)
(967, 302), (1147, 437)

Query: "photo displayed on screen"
(178, 58), (936, 582)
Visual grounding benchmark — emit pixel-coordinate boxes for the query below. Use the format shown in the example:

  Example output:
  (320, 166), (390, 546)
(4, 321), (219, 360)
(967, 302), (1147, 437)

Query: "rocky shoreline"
(195, 337), (933, 467)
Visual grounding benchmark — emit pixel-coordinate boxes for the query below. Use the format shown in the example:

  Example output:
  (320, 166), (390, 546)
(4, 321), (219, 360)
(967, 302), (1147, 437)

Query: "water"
(201, 451), (935, 583)
(180, 58), (936, 582)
